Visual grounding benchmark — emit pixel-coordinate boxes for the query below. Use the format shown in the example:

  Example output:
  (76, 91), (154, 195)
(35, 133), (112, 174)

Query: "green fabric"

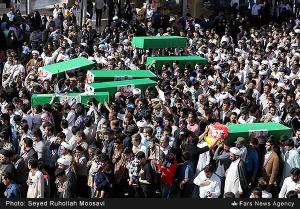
(31, 92), (109, 107)
(227, 122), (293, 143)
(132, 36), (187, 49)
(87, 70), (157, 83)
(86, 78), (157, 94)
(42, 57), (96, 74)
(146, 56), (208, 69)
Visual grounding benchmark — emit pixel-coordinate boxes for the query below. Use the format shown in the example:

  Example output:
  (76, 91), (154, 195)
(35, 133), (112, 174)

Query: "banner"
(59, 95), (81, 107)
(38, 67), (52, 81)
(248, 129), (269, 139)
(117, 84), (135, 96)
(86, 70), (157, 83)
(114, 76), (133, 81)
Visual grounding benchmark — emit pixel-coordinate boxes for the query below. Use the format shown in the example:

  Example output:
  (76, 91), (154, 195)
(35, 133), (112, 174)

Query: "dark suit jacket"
(238, 159), (248, 193)
(263, 151), (280, 185)
(184, 143), (210, 168)
(66, 170), (77, 198)
(23, 148), (38, 168)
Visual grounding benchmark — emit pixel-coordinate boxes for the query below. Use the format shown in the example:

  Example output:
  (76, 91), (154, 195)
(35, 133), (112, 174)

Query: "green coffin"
(146, 56), (208, 70)
(86, 78), (157, 94)
(31, 92), (109, 107)
(87, 70), (157, 83)
(38, 57), (96, 80)
(132, 36), (187, 49)
(227, 122), (293, 144)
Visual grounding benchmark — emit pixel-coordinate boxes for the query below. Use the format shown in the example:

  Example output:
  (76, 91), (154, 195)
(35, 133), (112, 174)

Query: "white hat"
(98, 44), (105, 49)
(230, 147), (241, 156)
(294, 28), (300, 34)
(57, 158), (71, 166)
(220, 92), (229, 101)
(132, 88), (141, 95)
(261, 60), (269, 65)
(169, 16), (175, 22)
(277, 83), (285, 88)
(213, 56), (220, 62)
(61, 142), (72, 151)
(88, 57), (96, 62)
(208, 97), (217, 104)
(295, 52), (300, 58)
(195, 24), (200, 28)
(235, 48), (241, 53)
(123, 39), (130, 45)
(113, 16), (118, 21)
(32, 50), (39, 55)
(107, 56), (114, 60)
(259, 70), (268, 76)
(136, 120), (147, 128)
(214, 65), (222, 71)
(252, 60), (260, 66)
(277, 44), (284, 49)
(292, 43), (298, 47)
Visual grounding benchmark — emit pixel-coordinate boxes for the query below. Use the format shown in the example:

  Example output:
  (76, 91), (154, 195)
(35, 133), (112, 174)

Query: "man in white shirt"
(27, 159), (44, 198)
(2, 54), (14, 88)
(194, 164), (221, 198)
(224, 147), (248, 198)
(63, 106), (76, 128)
(32, 130), (51, 167)
(262, 106), (281, 123)
(278, 168), (300, 198)
(234, 137), (247, 162)
(259, 84), (272, 110)
(60, 119), (72, 142)
(281, 139), (300, 185)
(132, 133), (148, 157)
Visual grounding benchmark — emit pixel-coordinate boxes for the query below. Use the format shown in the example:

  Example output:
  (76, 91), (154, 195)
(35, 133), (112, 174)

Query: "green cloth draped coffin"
(38, 57), (96, 80)
(132, 36), (187, 49)
(31, 92), (109, 107)
(227, 122), (293, 144)
(146, 56), (208, 70)
(85, 78), (157, 94)
(86, 70), (157, 83)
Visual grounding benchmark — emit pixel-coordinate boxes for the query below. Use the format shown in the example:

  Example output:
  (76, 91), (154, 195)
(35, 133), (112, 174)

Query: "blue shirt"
(179, 161), (194, 184)
(245, 147), (259, 175)
(4, 183), (21, 198)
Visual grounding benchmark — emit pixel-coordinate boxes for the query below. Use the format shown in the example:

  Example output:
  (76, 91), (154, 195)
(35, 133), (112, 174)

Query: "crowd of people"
(0, 0), (299, 199)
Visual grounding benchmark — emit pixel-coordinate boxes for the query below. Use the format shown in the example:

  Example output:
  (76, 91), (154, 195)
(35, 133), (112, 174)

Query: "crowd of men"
(0, 0), (299, 199)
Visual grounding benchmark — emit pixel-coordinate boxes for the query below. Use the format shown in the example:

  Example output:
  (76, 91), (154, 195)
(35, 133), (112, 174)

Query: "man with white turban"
(224, 147), (248, 197)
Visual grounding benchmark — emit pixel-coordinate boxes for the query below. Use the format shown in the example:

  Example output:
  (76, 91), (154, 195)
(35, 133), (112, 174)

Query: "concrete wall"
(187, 0), (212, 17)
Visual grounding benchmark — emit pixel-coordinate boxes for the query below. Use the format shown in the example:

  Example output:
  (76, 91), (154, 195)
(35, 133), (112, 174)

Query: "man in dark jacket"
(21, 137), (38, 168)
(245, 138), (259, 187)
(10, 150), (27, 197)
(57, 158), (77, 197)
(0, 149), (16, 198)
(137, 151), (155, 198)
(54, 168), (72, 198)
(102, 128), (115, 161)
(181, 130), (219, 167)
(213, 141), (231, 195)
